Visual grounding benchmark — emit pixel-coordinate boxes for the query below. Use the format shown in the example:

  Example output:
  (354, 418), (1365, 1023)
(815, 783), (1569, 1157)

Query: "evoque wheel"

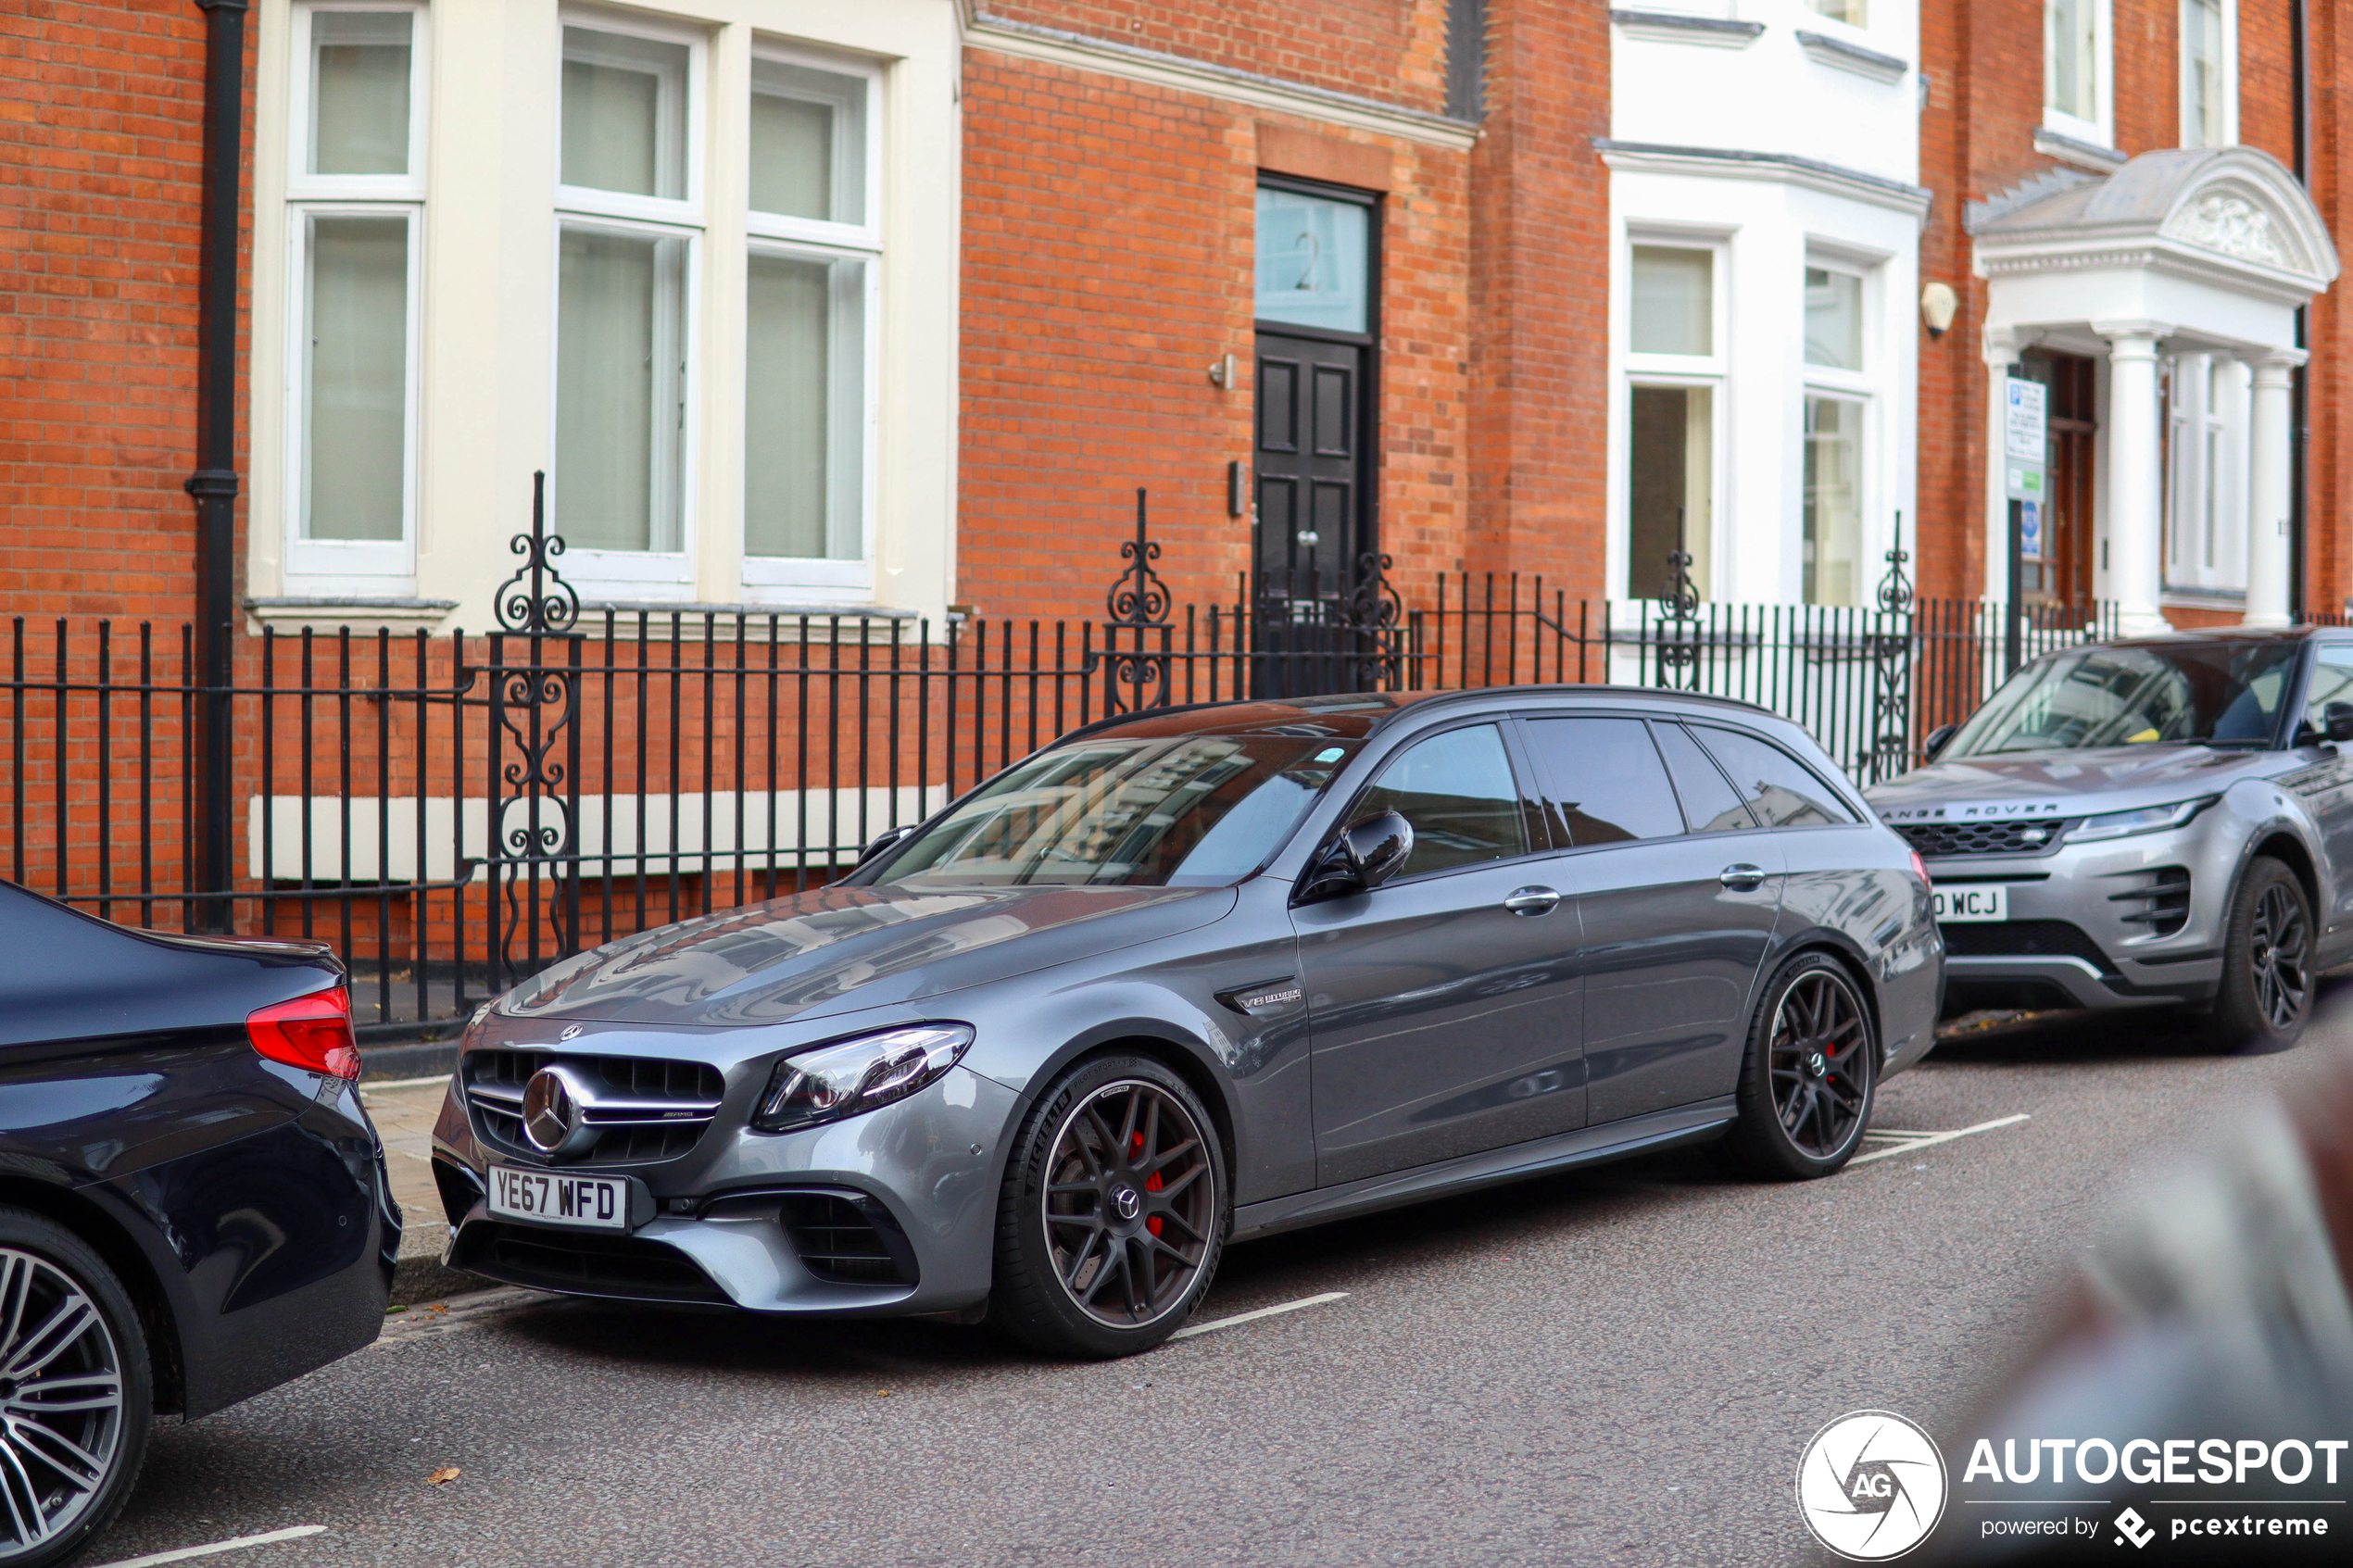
(2201, 857), (2312, 1054)
(1722, 952), (1876, 1180)
(0, 1210), (151, 1568)
(989, 1055), (1227, 1359)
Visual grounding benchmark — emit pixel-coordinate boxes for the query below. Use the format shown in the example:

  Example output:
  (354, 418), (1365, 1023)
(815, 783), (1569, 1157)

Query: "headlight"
(2069, 797), (2218, 843)
(752, 1023), (975, 1134)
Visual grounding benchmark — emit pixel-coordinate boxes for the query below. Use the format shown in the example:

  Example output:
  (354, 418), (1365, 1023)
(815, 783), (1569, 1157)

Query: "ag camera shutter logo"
(1796, 1411), (1949, 1561)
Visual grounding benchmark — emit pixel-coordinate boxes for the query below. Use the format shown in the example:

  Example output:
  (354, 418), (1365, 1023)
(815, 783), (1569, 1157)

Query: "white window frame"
(2163, 352), (2246, 593)
(2043, 0), (2114, 149)
(282, 0), (428, 590)
(2179, 0), (2239, 149)
(1799, 255), (1877, 608)
(741, 43), (884, 593)
(1621, 233), (1729, 603)
(550, 9), (707, 588)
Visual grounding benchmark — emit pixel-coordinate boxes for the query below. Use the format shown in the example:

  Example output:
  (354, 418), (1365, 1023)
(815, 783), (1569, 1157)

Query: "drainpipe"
(187, 0), (246, 930)
(2290, 0), (2311, 621)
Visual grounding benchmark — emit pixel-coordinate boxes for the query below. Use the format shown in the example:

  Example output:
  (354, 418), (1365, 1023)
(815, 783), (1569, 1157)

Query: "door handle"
(1718, 864), (1767, 891)
(1504, 885), (1561, 916)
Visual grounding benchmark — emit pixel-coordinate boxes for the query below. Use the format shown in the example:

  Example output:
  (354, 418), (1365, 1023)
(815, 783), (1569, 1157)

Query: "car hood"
(1866, 744), (2278, 822)
(497, 882), (1239, 1028)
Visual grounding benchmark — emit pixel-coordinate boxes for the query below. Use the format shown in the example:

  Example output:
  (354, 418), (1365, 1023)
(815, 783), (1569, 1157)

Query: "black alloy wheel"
(0, 1211), (151, 1568)
(2204, 857), (2313, 1053)
(1724, 952), (1877, 1180)
(990, 1055), (1226, 1359)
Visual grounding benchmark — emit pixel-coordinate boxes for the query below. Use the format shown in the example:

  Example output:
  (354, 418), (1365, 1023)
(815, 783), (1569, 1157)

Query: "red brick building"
(3, 0), (2350, 635)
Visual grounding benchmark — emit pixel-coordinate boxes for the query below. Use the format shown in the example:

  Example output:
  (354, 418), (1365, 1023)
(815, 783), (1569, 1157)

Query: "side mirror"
(855, 823), (920, 867)
(2325, 702), (2353, 744)
(1922, 723), (1957, 761)
(1296, 811), (1415, 905)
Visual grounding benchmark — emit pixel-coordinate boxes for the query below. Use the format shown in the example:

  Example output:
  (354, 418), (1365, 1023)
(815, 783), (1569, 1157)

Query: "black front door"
(1252, 175), (1377, 697)
(1254, 333), (1366, 593)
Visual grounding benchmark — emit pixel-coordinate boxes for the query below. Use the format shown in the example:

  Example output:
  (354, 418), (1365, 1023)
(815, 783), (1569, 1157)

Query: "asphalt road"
(83, 989), (2353, 1568)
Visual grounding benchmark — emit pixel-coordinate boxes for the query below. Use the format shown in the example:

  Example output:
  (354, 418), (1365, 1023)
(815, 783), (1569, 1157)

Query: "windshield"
(1944, 642), (2301, 757)
(875, 733), (1363, 886)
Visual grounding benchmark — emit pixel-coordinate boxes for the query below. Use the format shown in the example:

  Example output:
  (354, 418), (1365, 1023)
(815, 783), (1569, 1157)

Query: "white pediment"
(2160, 182), (2300, 270)
(1973, 146), (2338, 307)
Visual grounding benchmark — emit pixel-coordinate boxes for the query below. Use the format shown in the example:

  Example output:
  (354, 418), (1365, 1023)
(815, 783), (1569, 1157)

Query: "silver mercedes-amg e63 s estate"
(432, 686), (1942, 1357)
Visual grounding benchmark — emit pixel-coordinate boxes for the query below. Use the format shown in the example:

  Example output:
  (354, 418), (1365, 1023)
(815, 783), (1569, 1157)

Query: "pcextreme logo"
(1796, 1411), (1950, 1561)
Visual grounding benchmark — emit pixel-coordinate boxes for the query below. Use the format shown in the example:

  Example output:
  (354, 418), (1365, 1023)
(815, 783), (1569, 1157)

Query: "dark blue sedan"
(0, 880), (396, 1565)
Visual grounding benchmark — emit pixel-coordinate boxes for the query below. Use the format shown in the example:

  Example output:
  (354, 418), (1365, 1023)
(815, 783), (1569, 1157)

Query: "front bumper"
(433, 1063), (1021, 1318)
(1924, 811), (2246, 1014)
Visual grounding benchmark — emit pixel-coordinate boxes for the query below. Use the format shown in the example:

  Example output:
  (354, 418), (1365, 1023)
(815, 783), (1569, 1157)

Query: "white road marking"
(359, 1073), (451, 1094)
(1852, 1113), (2031, 1165)
(1170, 1291), (1350, 1340)
(378, 1286), (560, 1344)
(88, 1526), (329, 1568)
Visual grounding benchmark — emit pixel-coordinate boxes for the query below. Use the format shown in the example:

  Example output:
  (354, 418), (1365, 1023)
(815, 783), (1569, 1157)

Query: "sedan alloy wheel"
(0, 1247), (132, 1562)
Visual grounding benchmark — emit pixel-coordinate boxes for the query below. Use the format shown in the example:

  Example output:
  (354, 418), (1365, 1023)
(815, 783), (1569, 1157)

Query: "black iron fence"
(4, 495), (2121, 1032)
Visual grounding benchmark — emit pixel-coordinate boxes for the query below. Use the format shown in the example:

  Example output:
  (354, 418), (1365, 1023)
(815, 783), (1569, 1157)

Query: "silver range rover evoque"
(1868, 627), (2353, 1049)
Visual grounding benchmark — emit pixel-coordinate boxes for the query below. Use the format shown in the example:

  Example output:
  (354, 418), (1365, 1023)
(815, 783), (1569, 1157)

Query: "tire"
(2200, 857), (2314, 1054)
(0, 1208), (153, 1568)
(988, 1055), (1227, 1359)
(1721, 952), (1878, 1180)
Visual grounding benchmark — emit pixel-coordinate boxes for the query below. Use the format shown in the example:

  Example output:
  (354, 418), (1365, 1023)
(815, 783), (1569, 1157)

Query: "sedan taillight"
(248, 985), (360, 1080)
(1908, 849), (1932, 887)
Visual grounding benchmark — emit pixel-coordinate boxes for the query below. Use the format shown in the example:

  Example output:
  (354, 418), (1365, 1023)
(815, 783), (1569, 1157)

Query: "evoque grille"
(465, 1048), (725, 1166)
(1893, 819), (2071, 858)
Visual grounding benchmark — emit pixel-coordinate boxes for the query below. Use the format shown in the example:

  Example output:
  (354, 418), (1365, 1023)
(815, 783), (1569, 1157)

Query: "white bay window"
(554, 18), (702, 584)
(1801, 263), (1871, 607)
(283, 3), (424, 589)
(743, 51), (879, 593)
(1624, 244), (1721, 601)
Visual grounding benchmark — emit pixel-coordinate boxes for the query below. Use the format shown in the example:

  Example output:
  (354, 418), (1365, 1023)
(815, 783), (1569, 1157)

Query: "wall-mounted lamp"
(1208, 353), (1236, 389)
(1920, 282), (1959, 338)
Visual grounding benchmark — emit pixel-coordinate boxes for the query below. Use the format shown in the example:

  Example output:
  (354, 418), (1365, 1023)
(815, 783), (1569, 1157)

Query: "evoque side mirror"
(1295, 811), (1415, 905)
(2325, 702), (2353, 744)
(1922, 723), (1957, 761)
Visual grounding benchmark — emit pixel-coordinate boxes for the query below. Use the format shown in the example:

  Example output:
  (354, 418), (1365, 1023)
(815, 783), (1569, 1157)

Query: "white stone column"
(2242, 347), (2308, 628)
(1982, 326), (2021, 604)
(2095, 321), (2174, 635)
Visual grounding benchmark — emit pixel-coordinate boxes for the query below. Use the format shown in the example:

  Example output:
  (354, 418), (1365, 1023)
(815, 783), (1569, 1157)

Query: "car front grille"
(464, 1048), (725, 1166)
(777, 1191), (919, 1286)
(1894, 819), (2071, 858)
(1939, 919), (2116, 975)
(450, 1221), (730, 1304)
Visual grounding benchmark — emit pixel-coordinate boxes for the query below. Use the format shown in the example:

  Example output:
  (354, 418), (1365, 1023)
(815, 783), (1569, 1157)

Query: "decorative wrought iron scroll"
(1655, 508), (1703, 689)
(1345, 550), (1405, 690)
(480, 470), (583, 985)
(1868, 529), (1917, 783)
(1099, 487), (1173, 710)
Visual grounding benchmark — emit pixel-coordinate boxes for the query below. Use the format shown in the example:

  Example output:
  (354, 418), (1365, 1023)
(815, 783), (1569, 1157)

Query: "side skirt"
(1229, 1098), (1737, 1243)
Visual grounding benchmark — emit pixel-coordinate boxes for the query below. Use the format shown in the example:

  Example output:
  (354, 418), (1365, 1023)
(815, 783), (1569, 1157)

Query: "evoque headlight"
(2070, 796), (2218, 843)
(752, 1023), (975, 1134)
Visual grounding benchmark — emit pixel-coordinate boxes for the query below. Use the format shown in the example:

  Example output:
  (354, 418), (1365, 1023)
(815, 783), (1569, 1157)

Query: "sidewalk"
(359, 1074), (488, 1305)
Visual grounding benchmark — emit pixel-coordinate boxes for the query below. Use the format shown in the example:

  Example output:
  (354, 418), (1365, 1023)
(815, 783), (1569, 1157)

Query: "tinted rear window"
(1653, 723), (1757, 834)
(1691, 726), (1856, 827)
(1521, 717), (1684, 846)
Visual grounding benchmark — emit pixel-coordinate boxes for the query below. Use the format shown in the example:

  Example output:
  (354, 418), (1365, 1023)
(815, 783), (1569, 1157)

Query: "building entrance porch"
(1973, 147), (2337, 633)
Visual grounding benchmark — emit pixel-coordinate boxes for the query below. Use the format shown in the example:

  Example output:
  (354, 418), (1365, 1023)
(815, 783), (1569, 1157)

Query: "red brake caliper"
(1130, 1131), (1164, 1236)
